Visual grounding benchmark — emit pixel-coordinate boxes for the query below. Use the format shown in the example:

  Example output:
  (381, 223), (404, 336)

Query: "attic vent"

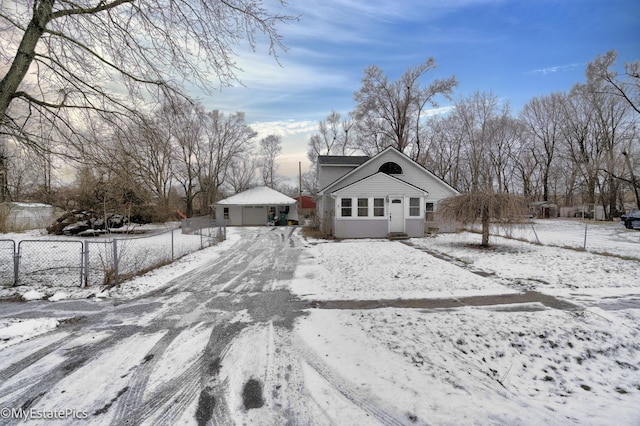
(379, 162), (403, 175)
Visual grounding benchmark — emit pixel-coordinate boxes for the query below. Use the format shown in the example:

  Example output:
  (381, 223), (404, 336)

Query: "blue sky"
(199, 0), (640, 180)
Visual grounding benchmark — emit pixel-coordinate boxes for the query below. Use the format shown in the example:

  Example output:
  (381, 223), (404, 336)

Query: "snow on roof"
(216, 186), (297, 206)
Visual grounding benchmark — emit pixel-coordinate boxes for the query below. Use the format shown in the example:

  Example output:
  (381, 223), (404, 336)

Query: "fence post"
(112, 239), (119, 286)
(13, 241), (19, 287)
(583, 223), (588, 250)
(171, 228), (175, 261)
(83, 241), (89, 287)
(78, 241), (84, 287)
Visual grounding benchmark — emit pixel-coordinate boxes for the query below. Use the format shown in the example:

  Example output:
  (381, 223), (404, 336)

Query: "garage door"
(242, 206), (268, 225)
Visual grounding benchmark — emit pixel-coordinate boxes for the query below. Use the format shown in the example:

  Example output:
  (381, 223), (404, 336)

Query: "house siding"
(334, 219), (388, 239)
(318, 165), (359, 190)
(405, 218), (424, 237)
(215, 205), (242, 225)
(330, 174), (428, 239)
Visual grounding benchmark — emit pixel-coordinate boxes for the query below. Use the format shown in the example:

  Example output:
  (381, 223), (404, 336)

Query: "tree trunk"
(0, 0), (54, 120)
(481, 206), (490, 247)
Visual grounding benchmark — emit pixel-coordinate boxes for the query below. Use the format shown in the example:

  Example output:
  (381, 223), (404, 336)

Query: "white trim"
(336, 196), (388, 220)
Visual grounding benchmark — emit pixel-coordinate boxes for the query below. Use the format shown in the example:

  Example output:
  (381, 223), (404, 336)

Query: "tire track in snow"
(292, 334), (408, 425)
(109, 327), (184, 425)
(0, 332), (71, 384)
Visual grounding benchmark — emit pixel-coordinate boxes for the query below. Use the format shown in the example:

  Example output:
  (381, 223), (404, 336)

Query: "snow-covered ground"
(1, 219), (639, 424)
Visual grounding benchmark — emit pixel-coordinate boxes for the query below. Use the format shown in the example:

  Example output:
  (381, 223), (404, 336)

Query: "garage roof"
(215, 186), (297, 206)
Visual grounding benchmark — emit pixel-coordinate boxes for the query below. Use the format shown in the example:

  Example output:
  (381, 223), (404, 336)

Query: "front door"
(389, 197), (404, 233)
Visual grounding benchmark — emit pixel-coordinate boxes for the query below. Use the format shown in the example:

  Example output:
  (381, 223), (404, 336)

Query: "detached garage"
(214, 186), (298, 226)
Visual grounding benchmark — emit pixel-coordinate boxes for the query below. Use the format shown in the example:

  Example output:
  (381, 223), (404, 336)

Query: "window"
(223, 207), (229, 220)
(341, 198), (352, 217)
(409, 198), (420, 216)
(425, 202), (435, 221)
(373, 198), (384, 217)
(357, 198), (368, 217)
(379, 162), (403, 175)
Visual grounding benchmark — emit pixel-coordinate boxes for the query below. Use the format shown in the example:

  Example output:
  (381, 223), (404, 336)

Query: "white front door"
(389, 197), (404, 233)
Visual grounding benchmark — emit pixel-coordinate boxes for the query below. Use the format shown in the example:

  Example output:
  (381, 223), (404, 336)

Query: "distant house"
(294, 195), (316, 219)
(2, 202), (62, 231)
(214, 186), (298, 226)
(316, 147), (459, 238)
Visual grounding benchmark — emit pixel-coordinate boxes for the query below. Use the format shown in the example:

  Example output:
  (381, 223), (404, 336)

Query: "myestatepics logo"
(1, 407), (89, 420)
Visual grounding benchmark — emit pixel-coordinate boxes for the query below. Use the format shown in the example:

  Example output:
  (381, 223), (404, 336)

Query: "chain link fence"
(0, 240), (16, 287)
(0, 219), (226, 288)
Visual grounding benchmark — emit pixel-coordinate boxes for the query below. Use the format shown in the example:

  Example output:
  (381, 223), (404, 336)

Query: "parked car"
(620, 210), (640, 229)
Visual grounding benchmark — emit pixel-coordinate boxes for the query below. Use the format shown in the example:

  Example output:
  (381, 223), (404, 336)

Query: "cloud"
(528, 63), (582, 75)
(250, 120), (318, 139)
(423, 105), (455, 116)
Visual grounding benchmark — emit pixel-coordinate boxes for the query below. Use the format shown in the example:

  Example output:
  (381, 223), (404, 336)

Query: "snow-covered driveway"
(0, 227), (313, 425)
(0, 224), (639, 425)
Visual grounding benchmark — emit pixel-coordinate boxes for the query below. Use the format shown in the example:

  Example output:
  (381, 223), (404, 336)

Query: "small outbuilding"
(214, 186), (298, 226)
(294, 195), (317, 219)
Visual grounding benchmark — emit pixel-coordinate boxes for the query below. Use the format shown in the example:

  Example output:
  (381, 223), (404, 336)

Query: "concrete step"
(387, 232), (409, 240)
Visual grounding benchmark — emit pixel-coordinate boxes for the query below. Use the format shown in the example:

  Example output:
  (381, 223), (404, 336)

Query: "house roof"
(317, 155), (370, 165)
(215, 186), (297, 206)
(319, 146), (459, 195)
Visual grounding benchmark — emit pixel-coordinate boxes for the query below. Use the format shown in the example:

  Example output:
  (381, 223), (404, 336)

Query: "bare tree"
(162, 99), (205, 218)
(353, 59), (457, 157)
(512, 134), (541, 200)
(586, 50), (640, 115)
(489, 112), (520, 193)
(306, 110), (355, 164)
(0, 0), (293, 138)
(418, 114), (462, 188)
(198, 110), (257, 211)
(520, 93), (565, 202)
(438, 191), (528, 247)
(1, 140), (43, 200)
(227, 157), (258, 194)
(301, 169), (318, 197)
(259, 134), (282, 189)
(447, 91), (513, 193)
(0, 0), (294, 192)
(111, 116), (174, 216)
(585, 50), (640, 213)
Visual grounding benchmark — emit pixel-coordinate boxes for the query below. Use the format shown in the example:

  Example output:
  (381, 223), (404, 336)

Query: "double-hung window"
(409, 198), (420, 216)
(341, 198), (352, 217)
(373, 198), (384, 217)
(425, 202), (435, 221)
(357, 198), (368, 217)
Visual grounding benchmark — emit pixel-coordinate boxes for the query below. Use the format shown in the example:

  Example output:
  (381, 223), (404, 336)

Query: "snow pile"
(0, 318), (60, 350)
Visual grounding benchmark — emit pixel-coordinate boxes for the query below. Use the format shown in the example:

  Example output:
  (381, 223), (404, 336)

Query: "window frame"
(357, 198), (369, 217)
(425, 202), (435, 221)
(409, 197), (420, 217)
(373, 198), (385, 217)
(341, 198), (352, 217)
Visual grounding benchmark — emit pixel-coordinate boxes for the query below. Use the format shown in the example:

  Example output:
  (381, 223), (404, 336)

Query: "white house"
(316, 147), (459, 238)
(214, 186), (298, 226)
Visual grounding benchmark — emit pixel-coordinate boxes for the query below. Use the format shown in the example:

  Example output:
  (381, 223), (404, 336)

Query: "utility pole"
(298, 161), (302, 216)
